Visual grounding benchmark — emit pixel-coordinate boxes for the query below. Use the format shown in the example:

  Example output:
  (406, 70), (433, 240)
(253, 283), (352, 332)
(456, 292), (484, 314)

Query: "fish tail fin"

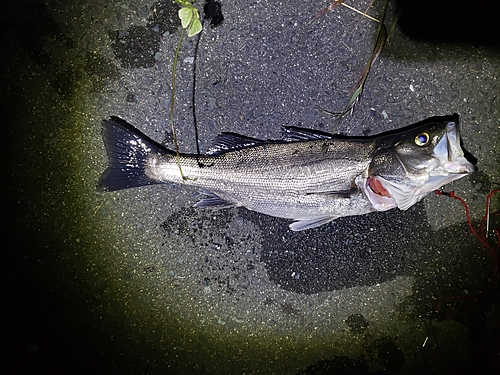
(97, 117), (172, 192)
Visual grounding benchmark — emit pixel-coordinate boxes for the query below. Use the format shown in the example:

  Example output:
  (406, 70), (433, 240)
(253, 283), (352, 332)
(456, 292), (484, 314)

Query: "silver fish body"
(98, 114), (475, 230)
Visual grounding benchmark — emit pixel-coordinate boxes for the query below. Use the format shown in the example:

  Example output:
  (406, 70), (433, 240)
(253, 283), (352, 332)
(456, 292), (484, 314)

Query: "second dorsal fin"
(206, 133), (267, 156)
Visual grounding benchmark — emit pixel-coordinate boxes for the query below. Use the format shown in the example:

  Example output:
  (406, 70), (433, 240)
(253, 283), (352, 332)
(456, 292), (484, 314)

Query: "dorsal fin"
(281, 126), (333, 142)
(206, 133), (267, 155)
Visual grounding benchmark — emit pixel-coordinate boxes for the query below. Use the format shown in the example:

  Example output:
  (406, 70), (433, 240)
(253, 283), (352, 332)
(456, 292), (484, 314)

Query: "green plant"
(177, 0), (202, 37)
(310, 0), (390, 131)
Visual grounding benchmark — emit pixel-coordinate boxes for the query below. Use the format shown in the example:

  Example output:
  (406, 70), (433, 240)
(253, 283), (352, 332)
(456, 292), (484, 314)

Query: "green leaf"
(178, 7), (194, 29)
(176, 0), (193, 7)
(188, 13), (202, 36)
(178, 6), (201, 37)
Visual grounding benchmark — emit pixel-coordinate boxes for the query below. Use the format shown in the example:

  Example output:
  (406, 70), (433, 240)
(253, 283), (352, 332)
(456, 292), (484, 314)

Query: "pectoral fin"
(289, 216), (337, 231)
(194, 190), (236, 209)
(305, 186), (359, 198)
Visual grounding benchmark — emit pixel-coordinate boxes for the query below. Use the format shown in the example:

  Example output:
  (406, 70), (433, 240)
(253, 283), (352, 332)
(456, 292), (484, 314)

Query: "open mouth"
(432, 121), (476, 175)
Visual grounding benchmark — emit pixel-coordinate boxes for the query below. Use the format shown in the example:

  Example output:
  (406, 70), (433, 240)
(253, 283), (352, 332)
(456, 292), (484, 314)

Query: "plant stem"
(170, 27), (190, 180)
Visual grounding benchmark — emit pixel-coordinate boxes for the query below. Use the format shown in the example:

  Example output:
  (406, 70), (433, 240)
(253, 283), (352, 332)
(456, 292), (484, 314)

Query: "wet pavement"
(3, 0), (500, 374)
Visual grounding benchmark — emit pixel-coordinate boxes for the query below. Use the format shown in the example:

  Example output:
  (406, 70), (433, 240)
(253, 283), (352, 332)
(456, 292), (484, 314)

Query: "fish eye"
(415, 132), (430, 146)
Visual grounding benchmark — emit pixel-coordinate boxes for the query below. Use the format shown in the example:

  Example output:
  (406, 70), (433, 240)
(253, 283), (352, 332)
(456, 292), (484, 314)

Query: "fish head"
(360, 114), (476, 211)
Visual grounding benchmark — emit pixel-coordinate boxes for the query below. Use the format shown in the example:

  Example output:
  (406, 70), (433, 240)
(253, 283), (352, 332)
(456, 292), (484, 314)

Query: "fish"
(97, 114), (475, 231)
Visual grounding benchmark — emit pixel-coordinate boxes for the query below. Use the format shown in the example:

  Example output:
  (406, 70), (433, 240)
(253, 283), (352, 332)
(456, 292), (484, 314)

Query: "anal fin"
(289, 216), (337, 231)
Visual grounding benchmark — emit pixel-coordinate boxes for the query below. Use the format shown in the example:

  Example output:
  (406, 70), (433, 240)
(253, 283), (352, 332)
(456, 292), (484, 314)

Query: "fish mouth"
(360, 120), (476, 211)
(431, 121), (476, 175)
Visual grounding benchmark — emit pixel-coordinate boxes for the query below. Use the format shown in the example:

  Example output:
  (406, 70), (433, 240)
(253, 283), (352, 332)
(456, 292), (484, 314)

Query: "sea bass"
(98, 114), (475, 231)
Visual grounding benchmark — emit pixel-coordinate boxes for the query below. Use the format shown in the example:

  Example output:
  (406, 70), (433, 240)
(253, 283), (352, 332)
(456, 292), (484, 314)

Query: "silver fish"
(98, 114), (475, 231)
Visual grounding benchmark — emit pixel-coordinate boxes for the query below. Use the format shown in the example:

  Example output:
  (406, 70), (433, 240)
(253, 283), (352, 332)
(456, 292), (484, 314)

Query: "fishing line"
(419, 312), (446, 371)
(191, 17), (204, 167)
(191, 0), (224, 168)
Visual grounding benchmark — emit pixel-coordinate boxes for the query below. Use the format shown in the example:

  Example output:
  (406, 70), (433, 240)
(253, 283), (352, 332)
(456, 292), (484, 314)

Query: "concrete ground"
(2, 0), (500, 374)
